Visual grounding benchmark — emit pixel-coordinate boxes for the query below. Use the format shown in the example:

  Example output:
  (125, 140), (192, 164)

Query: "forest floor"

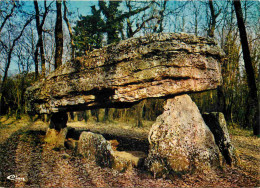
(0, 115), (259, 187)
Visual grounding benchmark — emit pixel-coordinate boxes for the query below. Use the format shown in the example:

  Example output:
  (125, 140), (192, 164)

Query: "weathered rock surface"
(44, 112), (68, 148)
(25, 33), (224, 114)
(44, 128), (68, 148)
(77, 131), (113, 167)
(203, 112), (238, 166)
(112, 151), (147, 172)
(77, 132), (147, 171)
(146, 95), (220, 177)
(65, 138), (78, 150)
(108, 139), (120, 151)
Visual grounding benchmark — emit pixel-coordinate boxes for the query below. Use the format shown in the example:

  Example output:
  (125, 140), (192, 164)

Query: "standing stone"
(146, 95), (220, 177)
(44, 112), (68, 148)
(44, 128), (67, 148)
(203, 112), (238, 166)
(77, 132), (113, 167)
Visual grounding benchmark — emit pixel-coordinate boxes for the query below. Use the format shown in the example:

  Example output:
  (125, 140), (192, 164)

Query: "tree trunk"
(34, 46), (39, 79)
(34, 0), (48, 77)
(63, 0), (75, 61)
(54, 0), (63, 69)
(233, 0), (259, 135)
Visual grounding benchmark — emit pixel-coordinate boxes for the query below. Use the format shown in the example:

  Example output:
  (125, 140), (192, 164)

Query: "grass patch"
(228, 125), (254, 137)
(227, 125), (260, 177)
(0, 115), (33, 144)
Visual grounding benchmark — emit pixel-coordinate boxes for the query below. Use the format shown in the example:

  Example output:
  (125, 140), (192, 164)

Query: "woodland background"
(0, 0), (259, 135)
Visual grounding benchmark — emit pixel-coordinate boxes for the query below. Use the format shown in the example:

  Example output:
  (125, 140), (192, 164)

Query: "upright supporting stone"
(44, 112), (68, 148)
(202, 112), (239, 166)
(146, 95), (221, 177)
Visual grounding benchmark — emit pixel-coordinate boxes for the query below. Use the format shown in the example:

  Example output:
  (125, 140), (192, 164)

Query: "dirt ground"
(0, 115), (259, 187)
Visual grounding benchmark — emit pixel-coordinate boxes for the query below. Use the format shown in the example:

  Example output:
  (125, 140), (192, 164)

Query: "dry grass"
(229, 127), (260, 177)
(0, 115), (32, 143)
(0, 116), (259, 187)
(67, 119), (153, 141)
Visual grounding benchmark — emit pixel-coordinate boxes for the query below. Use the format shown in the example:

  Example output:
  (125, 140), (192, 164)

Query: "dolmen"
(25, 33), (237, 176)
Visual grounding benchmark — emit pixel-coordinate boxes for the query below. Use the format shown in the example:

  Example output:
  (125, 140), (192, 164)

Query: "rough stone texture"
(44, 128), (68, 148)
(77, 132), (113, 167)
(44, 112), (68, 148)
(146, 94), (220, 177)
(112, 151), (147, 172)
(108, 140), (120, 151)
(25, 33), (224, 114)
(202, 112), (239, 166)
(65, 138), (78, 150)
(77, 132), (146, 171)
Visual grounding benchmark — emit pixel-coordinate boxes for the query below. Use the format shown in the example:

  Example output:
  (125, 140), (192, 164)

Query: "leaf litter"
(0, 116), (259, 187)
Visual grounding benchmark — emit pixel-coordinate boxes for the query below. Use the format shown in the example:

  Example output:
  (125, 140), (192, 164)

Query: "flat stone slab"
(25, 33), (224, 114)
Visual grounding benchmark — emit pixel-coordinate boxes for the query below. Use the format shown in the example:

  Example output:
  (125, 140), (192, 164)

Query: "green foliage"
(73, 1), (153, 55)
(74, 6), (105, 55)
(73, 2), (124, 55)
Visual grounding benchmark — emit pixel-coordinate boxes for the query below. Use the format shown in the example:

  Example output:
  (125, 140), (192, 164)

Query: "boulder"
(77, 132), (113, 167)
(146, 94), (220, 177)
(202, 112), (238, 166)
(77, 132), (146, 171)
(25, 33), (224, 114)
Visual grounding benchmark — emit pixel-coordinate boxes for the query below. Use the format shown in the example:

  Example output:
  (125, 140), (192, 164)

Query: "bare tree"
(233, 0), (259, 135)
(54, 0), (63, 69)
(34, 0), (51, 78)
(153, 0), (167, 33)
(125, 1), (157, 38)
(208, 0), (221, 37)
(0, 16), (33, 114)
(0, 1), (16, 34)
(63, 0), (75, 62)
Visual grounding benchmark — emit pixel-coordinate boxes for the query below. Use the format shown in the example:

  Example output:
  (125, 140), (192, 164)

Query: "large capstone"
(146, 94), (220, 177)
(25, 33), (224, 114)
(203, 112), (239, 166)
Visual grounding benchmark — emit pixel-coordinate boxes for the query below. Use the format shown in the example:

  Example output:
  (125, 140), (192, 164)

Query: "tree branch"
(0, 2), (16, 34)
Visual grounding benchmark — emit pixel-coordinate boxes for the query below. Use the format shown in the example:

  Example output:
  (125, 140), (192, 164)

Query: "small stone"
(61, 153), (70, 159)
(112, 151), (146, 172)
